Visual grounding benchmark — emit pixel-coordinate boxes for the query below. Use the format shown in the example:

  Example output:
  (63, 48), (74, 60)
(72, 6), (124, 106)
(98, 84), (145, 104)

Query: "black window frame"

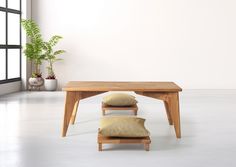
(0, 0), (22, 84)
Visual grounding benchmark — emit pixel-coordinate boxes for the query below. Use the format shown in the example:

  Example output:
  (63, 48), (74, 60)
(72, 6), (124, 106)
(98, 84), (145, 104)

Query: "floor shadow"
(149, 135), (189, 151)
(74, 118), (100, 124)
(100, 135), (190, 151)
(67, 130), (97, 137)
(102, 144), (146, 151)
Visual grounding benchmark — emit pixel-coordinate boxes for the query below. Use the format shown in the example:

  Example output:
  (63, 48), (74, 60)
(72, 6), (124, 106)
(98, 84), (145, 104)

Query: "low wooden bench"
(97, 132), (151, 151)
(102, 102), (138, 116)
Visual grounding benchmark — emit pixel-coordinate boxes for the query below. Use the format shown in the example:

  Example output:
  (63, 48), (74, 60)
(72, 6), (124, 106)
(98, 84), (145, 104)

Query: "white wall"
(21, 0), (32, 90)
(32, 0), (236, 89)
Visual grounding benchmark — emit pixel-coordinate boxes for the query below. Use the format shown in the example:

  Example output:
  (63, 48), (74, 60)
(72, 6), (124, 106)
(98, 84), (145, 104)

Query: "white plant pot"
(44, 79), (57, 91)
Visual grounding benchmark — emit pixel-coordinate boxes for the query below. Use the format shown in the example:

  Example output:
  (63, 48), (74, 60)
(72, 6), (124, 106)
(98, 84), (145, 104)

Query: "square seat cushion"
(102, 93), (137, 107)
(99, 116), (150, 137)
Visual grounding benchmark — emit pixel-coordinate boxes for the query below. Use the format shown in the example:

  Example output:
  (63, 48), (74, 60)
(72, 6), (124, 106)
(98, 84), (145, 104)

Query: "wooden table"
(62, 81), (182, 138)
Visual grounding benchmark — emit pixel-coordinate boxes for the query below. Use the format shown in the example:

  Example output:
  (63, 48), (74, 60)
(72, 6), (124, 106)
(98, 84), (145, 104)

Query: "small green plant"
(21, 19), (45, 77)
(43, 36), (65, 79)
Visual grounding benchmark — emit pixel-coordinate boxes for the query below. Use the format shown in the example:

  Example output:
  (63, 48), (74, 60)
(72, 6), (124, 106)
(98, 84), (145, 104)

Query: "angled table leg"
(167, 92), (181, 138)
(70, 100), (80, 125)
(135, 91), (181, 138)
(62, 91), (106, 137)
(69, 91), (107, 125)
(62, 91), (81, 137)
(164, 101), (173, 125)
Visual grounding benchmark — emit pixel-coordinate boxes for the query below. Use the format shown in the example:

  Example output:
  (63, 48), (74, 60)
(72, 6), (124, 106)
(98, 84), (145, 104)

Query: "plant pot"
(29, 77), (44, 87)
(28, 77), (44, 91)
(44, 79), (57, 91)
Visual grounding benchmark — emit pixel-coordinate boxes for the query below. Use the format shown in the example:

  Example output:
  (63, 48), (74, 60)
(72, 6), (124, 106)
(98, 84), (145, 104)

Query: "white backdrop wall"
(32, 0), (236, 89)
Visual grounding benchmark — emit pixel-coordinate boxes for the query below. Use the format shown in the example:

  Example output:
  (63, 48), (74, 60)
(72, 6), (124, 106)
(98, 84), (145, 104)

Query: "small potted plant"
(21, 19), (45, 90)
(43, 36), (65, 91)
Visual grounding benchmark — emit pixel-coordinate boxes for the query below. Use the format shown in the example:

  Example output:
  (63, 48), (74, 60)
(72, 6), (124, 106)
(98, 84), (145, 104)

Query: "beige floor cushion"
(102, 93), (137, 106)
(99, 116), (150, 137)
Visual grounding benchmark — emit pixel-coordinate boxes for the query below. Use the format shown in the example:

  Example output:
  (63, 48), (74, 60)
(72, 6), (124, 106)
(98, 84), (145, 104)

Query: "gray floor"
(0, 90), (236, 167)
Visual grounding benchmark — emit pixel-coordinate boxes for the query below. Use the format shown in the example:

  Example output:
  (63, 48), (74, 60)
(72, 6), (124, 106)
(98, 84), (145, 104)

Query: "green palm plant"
(43, 36), (65, 79)
(21, 19), (45, 77)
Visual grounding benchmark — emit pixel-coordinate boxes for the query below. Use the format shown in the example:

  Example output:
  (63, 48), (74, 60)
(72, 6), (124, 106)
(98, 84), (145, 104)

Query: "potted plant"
(43, 36), (65, 91)
(21, 19), (45, 90)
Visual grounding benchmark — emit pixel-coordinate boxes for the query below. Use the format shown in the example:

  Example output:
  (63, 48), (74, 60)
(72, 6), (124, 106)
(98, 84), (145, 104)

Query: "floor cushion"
(99, 116), (150, 137)
(102, 93), (137, 107)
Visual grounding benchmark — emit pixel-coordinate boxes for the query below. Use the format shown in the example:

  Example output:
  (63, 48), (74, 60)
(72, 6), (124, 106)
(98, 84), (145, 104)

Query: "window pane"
(7, 49), (20, 79)
(0, 11), (6, 45)
(8, 13), (20, 45)
(8, 0), (20, 10)
(0, 49), (6, 80)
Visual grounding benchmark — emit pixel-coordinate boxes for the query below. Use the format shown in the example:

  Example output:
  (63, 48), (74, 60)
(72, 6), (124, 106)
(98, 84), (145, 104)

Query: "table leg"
(62, 91), (107, 136)
(135, 91), (181, 138)
(62, 91), (80, 137)
(164, 101), (173, 125)
(168, 92), (181, 138)
(69, 91), (106, 125)
(70, 100), (80, 124)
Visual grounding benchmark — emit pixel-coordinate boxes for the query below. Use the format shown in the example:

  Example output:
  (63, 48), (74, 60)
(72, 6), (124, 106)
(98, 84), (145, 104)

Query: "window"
(0, 0), (21, 84)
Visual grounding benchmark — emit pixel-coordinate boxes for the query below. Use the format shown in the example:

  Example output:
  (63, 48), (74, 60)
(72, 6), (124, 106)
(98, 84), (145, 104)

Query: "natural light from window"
(0, 0), (21, 82)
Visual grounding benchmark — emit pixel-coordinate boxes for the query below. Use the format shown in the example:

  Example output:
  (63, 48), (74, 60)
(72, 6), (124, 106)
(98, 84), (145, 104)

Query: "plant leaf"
(53, 50), (66, 55)
(49, 35), (62, 46)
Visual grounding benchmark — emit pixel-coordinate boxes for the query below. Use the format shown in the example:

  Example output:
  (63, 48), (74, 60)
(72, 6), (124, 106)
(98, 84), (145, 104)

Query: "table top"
(62, 81), (182, 92)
